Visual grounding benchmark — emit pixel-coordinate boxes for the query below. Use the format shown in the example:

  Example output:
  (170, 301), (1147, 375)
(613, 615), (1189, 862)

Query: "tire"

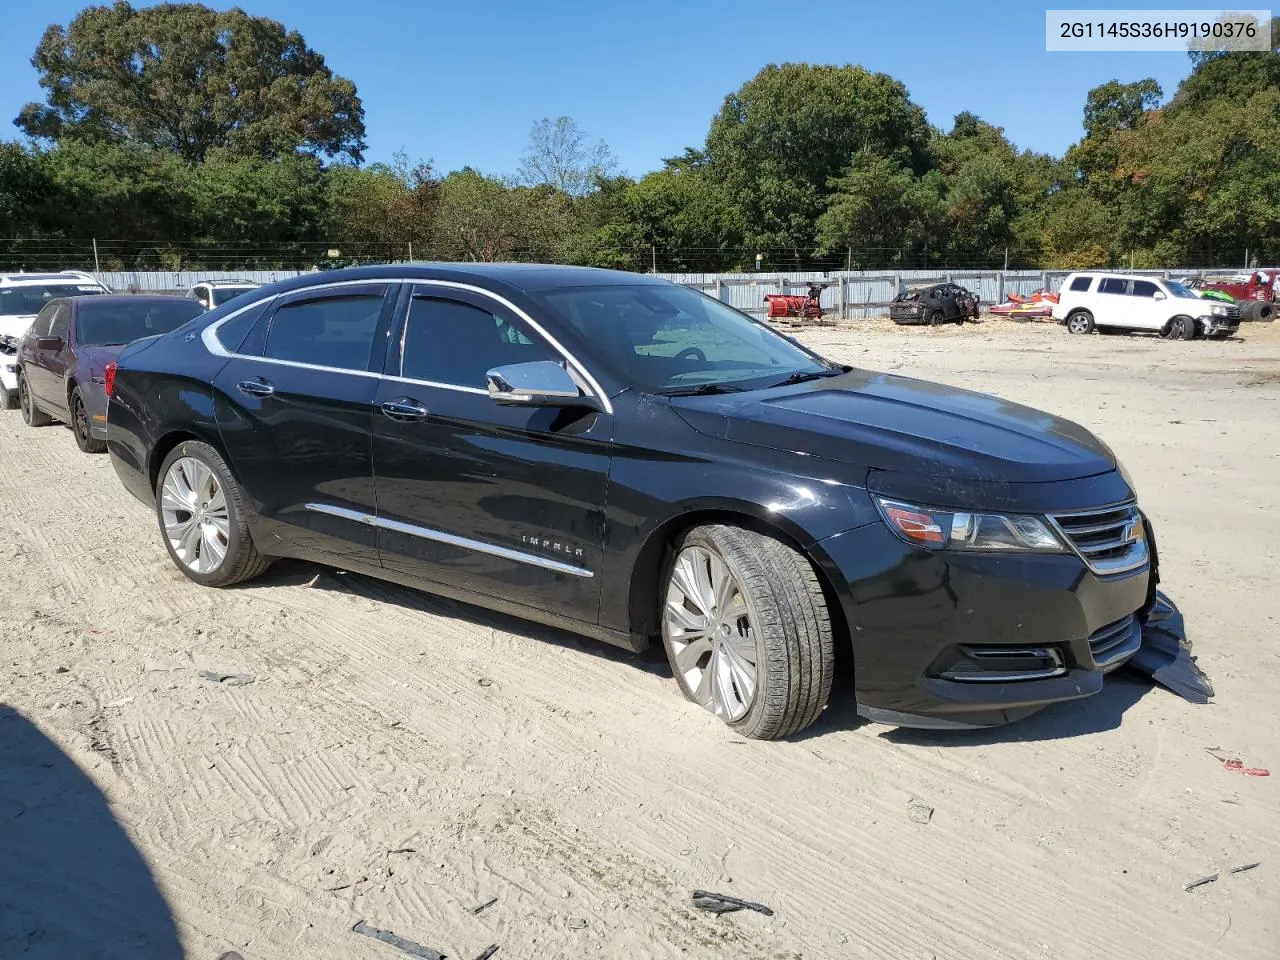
(69, 386), (106, 453)
(660, 524), (834, 740)
(18, 374), (52, 427)
(927, 310), (945, 327)
(155, 440), (272, 588)
(1244, 301), (1275, 323)
(1066, 311), (1094, 335)
(1, 388), (16, 410)
(1171, 315), (1197, 341)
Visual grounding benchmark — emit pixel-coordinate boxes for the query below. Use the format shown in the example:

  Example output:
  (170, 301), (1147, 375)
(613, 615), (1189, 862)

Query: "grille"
(1048, 502), (1149, 576)
(1222, 305), (1242, 320)
(1089, 615), (1141, 667)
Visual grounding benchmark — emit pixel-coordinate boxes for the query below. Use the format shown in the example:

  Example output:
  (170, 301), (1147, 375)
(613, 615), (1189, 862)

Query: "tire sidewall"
(71, 388), (90, 451)
(19, 375), (35, 425)
(659, 527), (771, 733)
(1067, 311), (1093, 334)
(155, 441), (248, 587)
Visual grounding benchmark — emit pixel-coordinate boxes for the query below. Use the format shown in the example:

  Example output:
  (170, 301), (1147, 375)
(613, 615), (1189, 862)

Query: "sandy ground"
(1, 317), (1277, 960)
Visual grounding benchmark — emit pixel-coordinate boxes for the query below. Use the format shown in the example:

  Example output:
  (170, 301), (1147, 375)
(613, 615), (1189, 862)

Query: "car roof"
(256, 263), (671, 298)
(198, 279), (260, 287)
(74, 294), (195, 307)
(0, 272), (105, 286)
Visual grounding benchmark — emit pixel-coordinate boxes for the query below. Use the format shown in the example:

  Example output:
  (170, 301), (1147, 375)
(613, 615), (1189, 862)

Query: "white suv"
(186, 279), (261, 311)
(1051, 272), (1239, 340)
(0, 271), (112, 408)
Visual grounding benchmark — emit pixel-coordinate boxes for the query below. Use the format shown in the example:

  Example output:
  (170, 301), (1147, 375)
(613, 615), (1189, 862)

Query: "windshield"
(77, 299), (205, 346)
(0, 284), (105, 316)
(1164, 281), (1200, 299)
(212, 286), (255, 306)
(534, 283), (834, 392)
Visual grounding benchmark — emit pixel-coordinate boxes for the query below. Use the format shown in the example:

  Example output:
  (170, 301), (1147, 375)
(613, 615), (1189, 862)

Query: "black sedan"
(105, 265), (1154, 738)
(18, 295), (204, 451)
(889, 282), (981, 325)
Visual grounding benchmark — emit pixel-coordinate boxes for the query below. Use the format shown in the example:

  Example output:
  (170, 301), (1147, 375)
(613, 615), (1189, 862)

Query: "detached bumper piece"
(1128, 591), (1214, 703)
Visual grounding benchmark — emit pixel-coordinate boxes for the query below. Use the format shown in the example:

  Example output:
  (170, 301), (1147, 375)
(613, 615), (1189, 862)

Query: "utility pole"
(651, 244), (656, 273)
(846, 247), (851, 272)
(408, 240), (413, 262)
(1003, 247), (1009, 271)
(92, 237), (101, 274)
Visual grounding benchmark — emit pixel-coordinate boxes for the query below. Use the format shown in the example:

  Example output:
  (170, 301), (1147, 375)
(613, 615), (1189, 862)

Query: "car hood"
(0, 314), (37, 340)
(671, 369), (1116, 486)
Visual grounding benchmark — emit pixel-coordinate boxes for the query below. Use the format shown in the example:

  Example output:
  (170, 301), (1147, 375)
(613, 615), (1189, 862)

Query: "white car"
(1051, 272), (1240, 340)
(185, 279), (261, 311)
(0, 272), (112, 408)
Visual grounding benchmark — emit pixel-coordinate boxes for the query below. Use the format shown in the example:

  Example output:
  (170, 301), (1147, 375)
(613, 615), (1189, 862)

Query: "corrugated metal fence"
(89, 266), (1212, 318)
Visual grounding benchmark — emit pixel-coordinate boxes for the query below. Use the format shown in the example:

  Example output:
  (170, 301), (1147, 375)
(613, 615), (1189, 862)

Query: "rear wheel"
(1066, 311), (1094, 335)
(927, 310), (946, 326)
(156, 441), (271, 587)
(660, 525), (834, 740)
(18, 374), (52, 427)
(70, 386), (106, 453)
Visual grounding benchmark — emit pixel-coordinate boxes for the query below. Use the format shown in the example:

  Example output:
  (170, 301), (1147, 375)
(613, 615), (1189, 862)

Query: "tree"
(705, 63), (931, 261)
(1082, 79), (1163, 139)
(517, 117), (616, 197)
(816, 151), (941, 265)
(434, 169), (574, 262)
(17, 1), (366, 163)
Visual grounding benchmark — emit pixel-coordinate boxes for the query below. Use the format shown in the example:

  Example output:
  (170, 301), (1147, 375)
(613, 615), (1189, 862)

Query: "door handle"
(236, 379), (275, 398)
(381, 397), (428, 422)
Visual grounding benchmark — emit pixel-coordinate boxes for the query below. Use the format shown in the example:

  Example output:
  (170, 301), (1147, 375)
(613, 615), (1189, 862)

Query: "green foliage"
(2, 29), (1279, 271)
(17, 1), (366, 163)
(705, 63), (931, 260)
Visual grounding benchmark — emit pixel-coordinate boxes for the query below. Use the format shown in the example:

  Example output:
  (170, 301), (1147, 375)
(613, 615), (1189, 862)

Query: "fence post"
(997, 270), (1004, 303)
(837, 275), (846, 321)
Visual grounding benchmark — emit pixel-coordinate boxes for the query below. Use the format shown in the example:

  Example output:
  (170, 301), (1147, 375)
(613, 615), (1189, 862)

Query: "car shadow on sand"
(244, 559), (671, 677)
(0, 705), (181, 959)
(244, 560), (1165, 746)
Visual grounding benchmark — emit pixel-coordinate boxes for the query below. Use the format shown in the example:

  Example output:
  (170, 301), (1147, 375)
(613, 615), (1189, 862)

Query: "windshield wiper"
(767, 367), (848, 388)
(662, 382), (745, 397)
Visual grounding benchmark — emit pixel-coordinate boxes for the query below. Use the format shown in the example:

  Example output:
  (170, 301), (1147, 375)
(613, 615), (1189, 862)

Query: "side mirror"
(35, 336), (64, 351)
(1153, 291), (1167, 301)
(486, 360), (597, 409)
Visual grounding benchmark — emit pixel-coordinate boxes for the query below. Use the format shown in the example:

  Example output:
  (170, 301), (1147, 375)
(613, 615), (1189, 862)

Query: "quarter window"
(215, 299), (273, 353)
(263, 293), (385, 371)
(1069, 276), (1093, 292)
(1098, 277), (1128, 295)
(401, 296), (557, 389)
(1130, 280), (1158, 298)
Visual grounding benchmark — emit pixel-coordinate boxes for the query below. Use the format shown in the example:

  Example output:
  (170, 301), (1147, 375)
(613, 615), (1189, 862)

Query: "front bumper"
(816, 516), (1151, 728)
(1198, 314), (1239, 337)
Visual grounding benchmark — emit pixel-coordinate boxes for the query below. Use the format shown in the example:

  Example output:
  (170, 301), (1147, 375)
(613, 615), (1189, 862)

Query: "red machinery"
(765, 282), (830, 320)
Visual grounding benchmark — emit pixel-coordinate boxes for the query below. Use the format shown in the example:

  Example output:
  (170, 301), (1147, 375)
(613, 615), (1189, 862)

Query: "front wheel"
(660, 525), (834, 740)
(1164, 315), (1196, 341)
(155, 440), (271, 587)
(1066, 311), (1094, 335)
(70, 386), (106, 453)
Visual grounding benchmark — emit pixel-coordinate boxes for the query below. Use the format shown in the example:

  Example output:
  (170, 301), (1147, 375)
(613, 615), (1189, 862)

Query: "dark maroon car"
(16, 295), (204, 452)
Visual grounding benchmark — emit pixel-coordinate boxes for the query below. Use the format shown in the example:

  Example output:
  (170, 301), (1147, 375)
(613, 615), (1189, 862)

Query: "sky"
(0, 0), (1213, 178)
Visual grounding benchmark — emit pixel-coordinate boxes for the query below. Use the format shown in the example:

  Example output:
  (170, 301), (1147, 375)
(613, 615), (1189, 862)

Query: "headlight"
(1210, 304), (1228, 316)
(875, 497), (1066, 552)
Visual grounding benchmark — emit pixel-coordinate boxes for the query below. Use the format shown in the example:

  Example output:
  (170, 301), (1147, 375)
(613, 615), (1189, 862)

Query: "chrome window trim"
(200, 277), (613, 413)
(304, 503), (593, 579)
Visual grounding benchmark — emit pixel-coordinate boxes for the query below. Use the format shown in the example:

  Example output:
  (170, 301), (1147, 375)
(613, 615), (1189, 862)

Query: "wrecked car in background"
(889, 282), (980, 325)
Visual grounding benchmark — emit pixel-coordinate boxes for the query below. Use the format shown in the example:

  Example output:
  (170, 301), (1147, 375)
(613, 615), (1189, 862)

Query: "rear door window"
(1098, 277), (1129, 295)
(262, 287), (389, 372)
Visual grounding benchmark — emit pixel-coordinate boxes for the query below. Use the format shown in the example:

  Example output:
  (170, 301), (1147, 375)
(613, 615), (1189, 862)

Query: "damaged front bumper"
(823, 506), (1211, 730)
(1198, 314), (1240, 338)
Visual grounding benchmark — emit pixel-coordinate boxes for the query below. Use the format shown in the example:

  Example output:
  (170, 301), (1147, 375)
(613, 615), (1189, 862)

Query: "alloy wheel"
(160, 457), (230, 574)
(663, 545), (758, 721)
(1068, 315), (1089, 334)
